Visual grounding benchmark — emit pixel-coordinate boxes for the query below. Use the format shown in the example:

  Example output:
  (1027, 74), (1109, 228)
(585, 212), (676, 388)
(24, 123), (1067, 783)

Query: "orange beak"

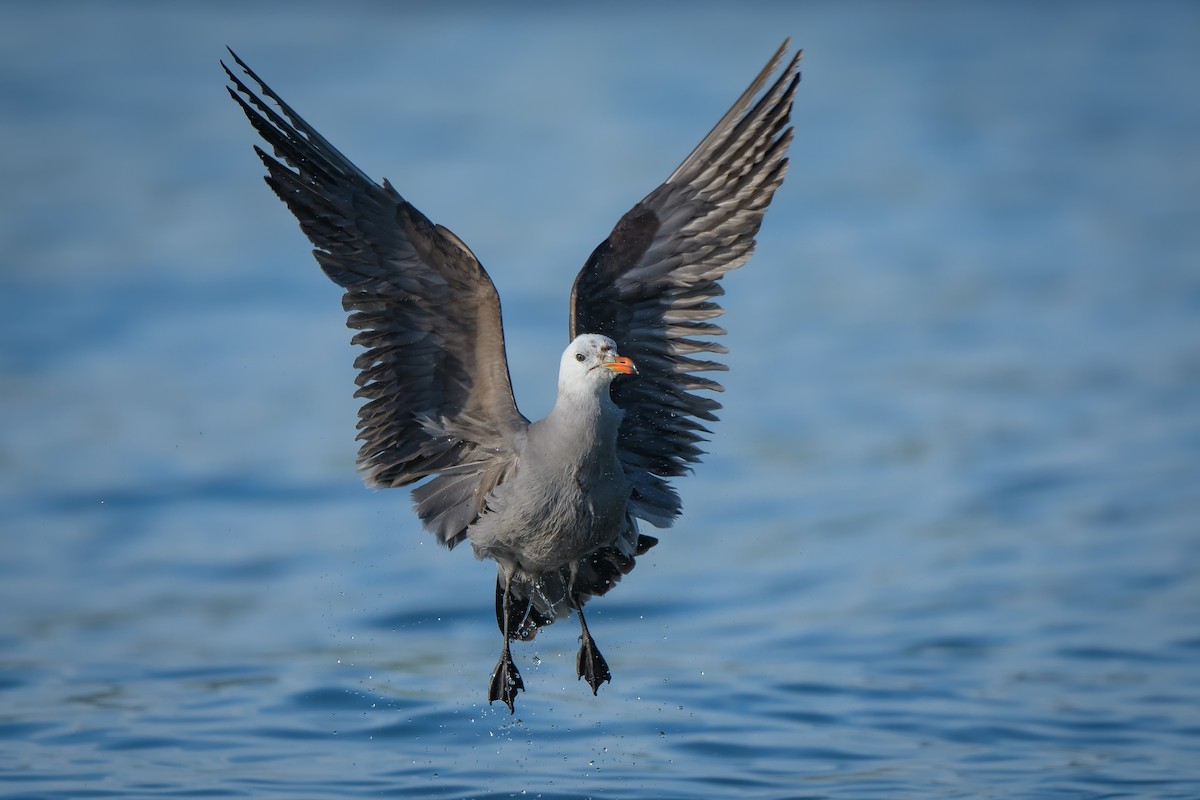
(602, 355), (638, 376)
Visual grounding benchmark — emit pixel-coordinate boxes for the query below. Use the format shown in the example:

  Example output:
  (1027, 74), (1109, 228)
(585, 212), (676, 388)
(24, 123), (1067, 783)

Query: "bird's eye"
(575, 353), (586, 363)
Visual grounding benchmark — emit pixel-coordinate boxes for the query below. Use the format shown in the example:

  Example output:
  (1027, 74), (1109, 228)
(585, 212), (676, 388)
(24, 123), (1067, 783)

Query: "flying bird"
(224, 41), (800, 712)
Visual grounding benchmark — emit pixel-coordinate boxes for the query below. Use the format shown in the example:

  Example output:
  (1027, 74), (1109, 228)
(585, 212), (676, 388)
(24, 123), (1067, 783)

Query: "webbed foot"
(488, 645), (524, 713)
(576, 627), (611, 695)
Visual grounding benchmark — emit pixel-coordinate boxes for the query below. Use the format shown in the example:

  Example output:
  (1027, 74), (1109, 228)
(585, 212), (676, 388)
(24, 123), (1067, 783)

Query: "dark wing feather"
(224, 50), (527, 547)
(570, 42), (800, 527)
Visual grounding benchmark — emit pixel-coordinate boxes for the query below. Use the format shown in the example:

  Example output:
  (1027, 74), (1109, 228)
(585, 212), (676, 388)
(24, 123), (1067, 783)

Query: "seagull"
(224, 41), (800, 712)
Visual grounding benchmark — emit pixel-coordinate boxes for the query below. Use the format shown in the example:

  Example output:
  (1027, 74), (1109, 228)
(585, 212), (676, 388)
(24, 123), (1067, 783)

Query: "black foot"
(488, 647), (524, 713)
(576, 630), (611, 695)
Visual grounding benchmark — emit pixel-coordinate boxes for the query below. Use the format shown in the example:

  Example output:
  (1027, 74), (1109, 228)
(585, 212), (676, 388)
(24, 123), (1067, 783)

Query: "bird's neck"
(542, 383), (623, 457)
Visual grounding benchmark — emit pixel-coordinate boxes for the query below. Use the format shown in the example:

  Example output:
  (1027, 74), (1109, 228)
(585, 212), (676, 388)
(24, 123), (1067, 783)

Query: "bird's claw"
(576, 632), (611, 695)
(488, 649), (524, 713)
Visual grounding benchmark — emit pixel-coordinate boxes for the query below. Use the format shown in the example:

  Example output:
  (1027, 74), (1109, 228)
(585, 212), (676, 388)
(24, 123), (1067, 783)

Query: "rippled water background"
(3, 2), (1199, 798)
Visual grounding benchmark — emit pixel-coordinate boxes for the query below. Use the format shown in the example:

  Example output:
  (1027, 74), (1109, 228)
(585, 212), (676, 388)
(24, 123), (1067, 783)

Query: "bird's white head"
(558, 334), (638, 396)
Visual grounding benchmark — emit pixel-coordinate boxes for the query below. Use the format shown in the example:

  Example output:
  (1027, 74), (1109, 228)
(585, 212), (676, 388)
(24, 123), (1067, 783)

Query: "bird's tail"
(494, 534), (659, 641)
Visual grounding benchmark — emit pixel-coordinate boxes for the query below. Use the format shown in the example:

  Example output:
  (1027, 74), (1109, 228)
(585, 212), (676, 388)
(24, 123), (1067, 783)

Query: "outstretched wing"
(224, 50), (528, 547)
(569, 42), (800, 527)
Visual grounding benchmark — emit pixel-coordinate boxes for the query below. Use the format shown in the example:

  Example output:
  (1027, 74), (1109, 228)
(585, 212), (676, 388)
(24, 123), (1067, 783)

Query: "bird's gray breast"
(468, 415), (631, 573)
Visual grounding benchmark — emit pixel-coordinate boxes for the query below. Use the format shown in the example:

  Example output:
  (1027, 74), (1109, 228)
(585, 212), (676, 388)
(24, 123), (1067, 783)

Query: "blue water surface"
(2, 2), (1199, 798)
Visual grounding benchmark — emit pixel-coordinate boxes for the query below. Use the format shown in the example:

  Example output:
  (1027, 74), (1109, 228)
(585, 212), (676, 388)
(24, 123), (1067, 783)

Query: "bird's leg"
(569, 565), (611, 695)
(494, 573), (532, 637)
(575, 601), (611, 695)
(488, 570), (524, 713)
